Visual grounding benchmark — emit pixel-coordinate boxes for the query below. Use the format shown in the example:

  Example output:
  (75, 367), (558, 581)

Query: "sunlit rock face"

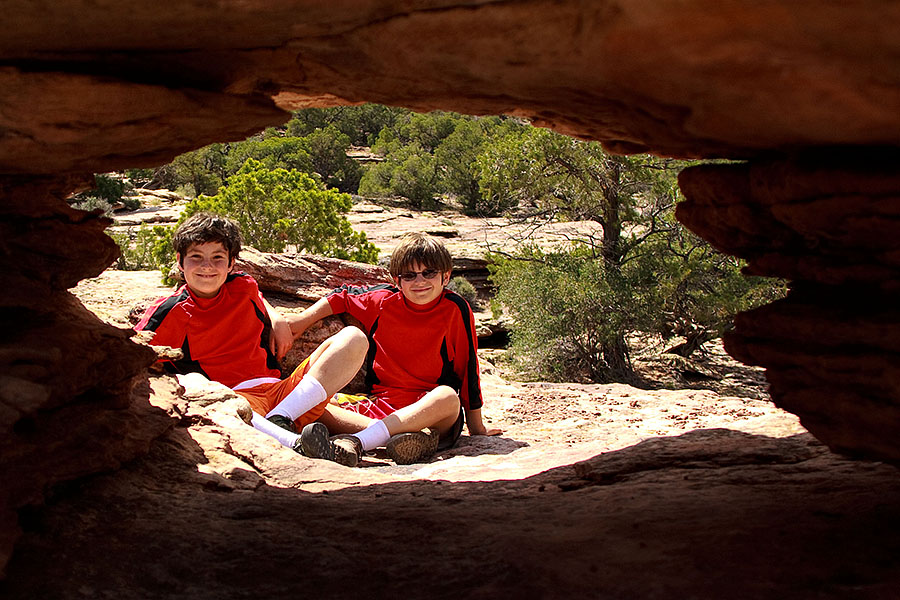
(1, 0), (900, 580)
(3, 1), (900, 172)
(677, 150), (900, 461)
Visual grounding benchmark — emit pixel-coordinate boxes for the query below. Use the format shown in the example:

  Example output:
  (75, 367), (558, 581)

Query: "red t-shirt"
(327, 284), (483, 411)
(134, 273), (280, 388)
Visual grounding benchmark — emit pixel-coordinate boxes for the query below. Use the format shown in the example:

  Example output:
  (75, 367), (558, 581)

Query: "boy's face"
(177, 241), (234, 299)
(395, 261), (450, 306)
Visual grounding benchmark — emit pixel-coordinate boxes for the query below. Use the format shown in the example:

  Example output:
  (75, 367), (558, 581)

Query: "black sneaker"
(331, 435), (364, 468)
(385, 427), (440, 465)
(267, 414), (297, 434)
(298, 422), (335, 461)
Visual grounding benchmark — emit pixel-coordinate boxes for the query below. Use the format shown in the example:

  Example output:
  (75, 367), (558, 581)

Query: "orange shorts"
(234, 358), (329, 430)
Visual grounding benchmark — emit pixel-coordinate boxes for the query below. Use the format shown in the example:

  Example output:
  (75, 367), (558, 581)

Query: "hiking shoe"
(331, 435), (364, 468)
(267, 414), (297, 434)
(298, 422), (335, 461)
(385, 427), (440, 465)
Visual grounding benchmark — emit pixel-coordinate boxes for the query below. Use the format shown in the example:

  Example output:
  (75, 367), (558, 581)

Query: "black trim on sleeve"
(363, 316), (381, 392)
(142, 288), (191, 332)
(251, 299), (280, 372)
(442, 291), (483, 410)
(167, 337), (212, 380)
(437, 338), (463, 392)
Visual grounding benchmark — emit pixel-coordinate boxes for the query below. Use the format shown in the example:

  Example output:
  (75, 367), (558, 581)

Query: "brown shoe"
(385, 427), (440, 465)
(331, 435), (364, 468)
(268, 414), (298, 434)
(298, 422), (335, 461)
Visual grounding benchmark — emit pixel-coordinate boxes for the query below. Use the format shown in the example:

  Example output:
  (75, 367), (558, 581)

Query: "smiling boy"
(134, 212), (369, 465)
(285, 232), (501, 465)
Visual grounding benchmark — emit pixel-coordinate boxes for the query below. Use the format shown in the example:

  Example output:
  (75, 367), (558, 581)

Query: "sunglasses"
(398, 268), (441, 282)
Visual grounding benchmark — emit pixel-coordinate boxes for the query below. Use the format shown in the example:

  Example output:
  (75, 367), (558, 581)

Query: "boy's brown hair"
(388, 232), (452, 277)
(174, 212), (242, 265)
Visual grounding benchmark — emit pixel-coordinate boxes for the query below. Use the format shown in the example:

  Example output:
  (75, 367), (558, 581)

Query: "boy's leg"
(304, 326), (369, 397)
(266, 326), (368, 423)
(381, 386), (462, 437)
(248, 412), (336, 462)
(261, 326), (368, 466)
(317, 403), (377, 434)
(349, 386), (461, 464)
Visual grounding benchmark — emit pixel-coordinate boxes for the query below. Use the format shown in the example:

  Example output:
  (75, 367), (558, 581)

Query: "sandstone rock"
(235, 247), (391, 302)
(111, 204), (183, 227)
(3, 1), (900, 593)
(677, 151), (900, 462)
(4, 369), (900, 599)
(3, 2), (900, 169)
(0, 68), (287, 174)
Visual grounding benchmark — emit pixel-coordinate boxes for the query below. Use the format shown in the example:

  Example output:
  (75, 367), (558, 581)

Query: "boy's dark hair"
(174, 212), (242, 264)
(388, 232), (452, 277)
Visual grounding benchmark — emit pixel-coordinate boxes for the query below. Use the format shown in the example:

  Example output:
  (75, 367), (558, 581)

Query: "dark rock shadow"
(347, 434), (528, 470)
(3, 426), (900, 600)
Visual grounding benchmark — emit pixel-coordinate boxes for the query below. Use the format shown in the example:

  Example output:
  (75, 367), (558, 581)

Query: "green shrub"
(224, 137), (313, 178)
(73, 196), (114, 216)
(184, 159), (378, 262)
(490, 231), (786, 383)
(70, 173), (137, 214)
(125, 168), (155, 188)
(303, 126), (362, 193)
(359, 142), (438, 208)
(446, 276), (478, 307)
(490, 246), (648, 383)
(110, 224), (175, 276)
(94, 173), (129, 204)
(288, 104), (407, 146)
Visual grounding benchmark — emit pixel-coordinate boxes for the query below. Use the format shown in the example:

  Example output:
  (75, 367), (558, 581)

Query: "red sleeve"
(134, 287), (191, 350)
(326, 284), (396, 331)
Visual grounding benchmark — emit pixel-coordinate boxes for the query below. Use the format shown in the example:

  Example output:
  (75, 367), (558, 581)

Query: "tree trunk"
(664, 329), (716, 358)
(602, 334), (633, 381)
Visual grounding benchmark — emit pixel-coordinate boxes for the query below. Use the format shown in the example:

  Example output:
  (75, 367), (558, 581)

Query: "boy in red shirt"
(285, 232), (501, 465)
(135, 212), (368, 465)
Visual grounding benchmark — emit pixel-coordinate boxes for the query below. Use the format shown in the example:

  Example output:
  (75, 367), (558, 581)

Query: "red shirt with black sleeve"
(134, 273), (280, 388)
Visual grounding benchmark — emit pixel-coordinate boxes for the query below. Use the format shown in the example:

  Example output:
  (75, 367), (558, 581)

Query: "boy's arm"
(262, 297), (293, 360)
(465, 407), (502, 436)
(285, 296), (335, 340)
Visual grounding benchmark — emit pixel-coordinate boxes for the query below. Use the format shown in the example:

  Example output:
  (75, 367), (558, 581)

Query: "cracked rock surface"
(3, 363), (900, 599)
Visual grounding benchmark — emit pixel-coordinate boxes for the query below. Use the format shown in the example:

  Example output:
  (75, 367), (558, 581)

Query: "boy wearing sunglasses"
(284, 232), (502, 465)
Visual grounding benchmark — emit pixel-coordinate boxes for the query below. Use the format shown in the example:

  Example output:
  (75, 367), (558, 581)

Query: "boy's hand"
(469, 424), (503, 436)
(269, 317), (294, 360)
(465, 408), (503, 437)
(262, 297), (294, 360)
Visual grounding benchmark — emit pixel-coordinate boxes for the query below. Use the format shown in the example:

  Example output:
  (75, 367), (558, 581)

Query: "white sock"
(265, 375), (327, 421)
(250, 412), (300, 448)
(355, 420), (391, 451)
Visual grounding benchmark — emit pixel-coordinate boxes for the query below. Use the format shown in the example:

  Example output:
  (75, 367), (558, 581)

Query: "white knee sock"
(265, 375), (327, 421)
(251, 412), (300, 448)
(355, 420), (391, 451)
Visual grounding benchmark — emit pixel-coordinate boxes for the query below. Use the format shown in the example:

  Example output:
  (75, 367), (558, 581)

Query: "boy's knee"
(341, 326), (369, 354)
(433, 385), (457, 398)
(433, 386), (460, 408)
(335, 325), (365, 343)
